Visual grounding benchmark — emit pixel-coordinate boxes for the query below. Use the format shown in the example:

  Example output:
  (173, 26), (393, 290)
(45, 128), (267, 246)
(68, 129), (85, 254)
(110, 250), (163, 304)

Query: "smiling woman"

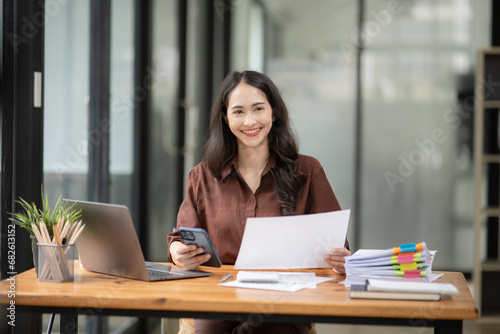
(167, 70), (350, 334)
(224, 82), (275, 192)
(204, 71), (311, 215)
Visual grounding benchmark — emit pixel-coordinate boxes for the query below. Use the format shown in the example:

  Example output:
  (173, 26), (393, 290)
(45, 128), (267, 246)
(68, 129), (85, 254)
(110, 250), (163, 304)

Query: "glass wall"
(43, 0), (90, 201)
(236, 0), (358, 242)
(235, 0), (491, 272)
(43, 0), (92, 330)
(148, 0), (180, 260)
(44, 0), (135, 206)
(360, 0), (490, 270)
(109, 0), (134, 208)
(266, 0), (358, 213)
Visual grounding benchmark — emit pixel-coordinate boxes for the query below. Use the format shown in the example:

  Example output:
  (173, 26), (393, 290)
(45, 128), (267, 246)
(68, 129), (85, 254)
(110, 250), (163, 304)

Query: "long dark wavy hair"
(204, 70), (306, 215)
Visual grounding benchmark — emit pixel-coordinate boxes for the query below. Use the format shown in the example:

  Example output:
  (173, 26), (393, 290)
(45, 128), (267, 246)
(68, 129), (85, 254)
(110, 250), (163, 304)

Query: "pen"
(220, 273), (233, 282)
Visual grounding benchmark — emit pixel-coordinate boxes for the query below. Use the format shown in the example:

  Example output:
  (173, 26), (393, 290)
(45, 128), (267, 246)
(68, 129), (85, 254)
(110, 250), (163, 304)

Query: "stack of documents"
(343, 242), (442, 286)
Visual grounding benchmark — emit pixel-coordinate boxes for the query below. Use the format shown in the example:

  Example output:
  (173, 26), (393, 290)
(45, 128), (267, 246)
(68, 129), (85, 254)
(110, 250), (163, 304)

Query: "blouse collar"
(220, 153), (276, 181)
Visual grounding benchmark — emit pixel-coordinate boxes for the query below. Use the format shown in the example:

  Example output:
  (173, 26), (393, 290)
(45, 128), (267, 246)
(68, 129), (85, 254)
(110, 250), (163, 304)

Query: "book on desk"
(350, 278), (458, 301)
(350, 290), (442, 301)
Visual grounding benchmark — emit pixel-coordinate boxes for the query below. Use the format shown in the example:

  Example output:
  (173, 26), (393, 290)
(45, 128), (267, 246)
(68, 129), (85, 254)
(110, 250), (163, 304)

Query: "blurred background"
(2, 0), (499, 333)
(41, 0), (489, 270)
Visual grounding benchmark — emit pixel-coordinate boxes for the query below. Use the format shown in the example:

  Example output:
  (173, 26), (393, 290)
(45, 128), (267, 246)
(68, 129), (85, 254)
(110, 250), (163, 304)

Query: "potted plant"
(9, 188), (82, 276)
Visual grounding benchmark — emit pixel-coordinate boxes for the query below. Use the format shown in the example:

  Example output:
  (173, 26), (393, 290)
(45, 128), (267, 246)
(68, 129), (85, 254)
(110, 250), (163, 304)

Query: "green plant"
(9, 188), (82, 236)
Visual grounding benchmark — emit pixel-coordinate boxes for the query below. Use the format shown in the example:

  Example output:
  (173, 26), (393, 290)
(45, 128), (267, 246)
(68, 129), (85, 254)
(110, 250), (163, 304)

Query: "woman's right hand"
(169, 241), (211, 270)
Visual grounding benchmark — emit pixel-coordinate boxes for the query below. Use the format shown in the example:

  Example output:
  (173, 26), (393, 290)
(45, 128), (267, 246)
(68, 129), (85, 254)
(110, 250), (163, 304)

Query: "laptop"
(63, 199), (211, 281)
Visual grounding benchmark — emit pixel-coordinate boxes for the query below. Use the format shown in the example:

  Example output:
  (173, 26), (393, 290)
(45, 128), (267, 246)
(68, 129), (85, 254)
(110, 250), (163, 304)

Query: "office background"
(1, 0), (499, 332)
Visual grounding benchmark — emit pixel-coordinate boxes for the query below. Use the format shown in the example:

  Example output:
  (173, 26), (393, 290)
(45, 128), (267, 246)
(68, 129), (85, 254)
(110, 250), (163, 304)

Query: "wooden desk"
(0, 263), (478, 333)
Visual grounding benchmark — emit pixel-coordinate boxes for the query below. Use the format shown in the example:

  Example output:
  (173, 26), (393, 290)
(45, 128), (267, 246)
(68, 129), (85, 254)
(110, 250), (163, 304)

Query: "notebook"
(63, 199), (211, 281)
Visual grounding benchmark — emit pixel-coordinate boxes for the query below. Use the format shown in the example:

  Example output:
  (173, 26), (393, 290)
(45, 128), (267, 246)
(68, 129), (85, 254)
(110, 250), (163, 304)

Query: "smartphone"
(178, 227), (222, 267)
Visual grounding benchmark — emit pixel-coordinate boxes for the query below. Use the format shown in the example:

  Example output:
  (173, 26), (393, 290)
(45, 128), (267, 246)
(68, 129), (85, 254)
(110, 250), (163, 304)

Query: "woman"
(167, 71), (350, 333)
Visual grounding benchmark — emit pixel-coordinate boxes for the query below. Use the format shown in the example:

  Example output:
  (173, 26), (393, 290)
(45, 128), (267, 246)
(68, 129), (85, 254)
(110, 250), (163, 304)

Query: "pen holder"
(37, 243), (76, 282)
(31, 235), (39, 277)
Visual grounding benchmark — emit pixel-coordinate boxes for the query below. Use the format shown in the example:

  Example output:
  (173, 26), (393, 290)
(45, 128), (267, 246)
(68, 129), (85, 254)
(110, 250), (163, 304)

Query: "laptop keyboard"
(148, 269), (172, 279)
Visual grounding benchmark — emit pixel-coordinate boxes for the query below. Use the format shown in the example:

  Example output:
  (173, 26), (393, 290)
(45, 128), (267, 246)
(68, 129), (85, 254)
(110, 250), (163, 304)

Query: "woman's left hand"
(323, 247), (351, 274)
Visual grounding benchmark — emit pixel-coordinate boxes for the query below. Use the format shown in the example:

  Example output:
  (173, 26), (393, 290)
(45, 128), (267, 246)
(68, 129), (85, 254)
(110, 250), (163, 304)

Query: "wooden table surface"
(0, 263), (478, 322)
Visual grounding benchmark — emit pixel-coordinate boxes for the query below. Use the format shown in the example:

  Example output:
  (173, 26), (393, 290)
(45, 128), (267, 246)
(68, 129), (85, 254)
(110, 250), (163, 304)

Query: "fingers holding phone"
(177, 227), (222, 268)
(170, 241), (212, 270)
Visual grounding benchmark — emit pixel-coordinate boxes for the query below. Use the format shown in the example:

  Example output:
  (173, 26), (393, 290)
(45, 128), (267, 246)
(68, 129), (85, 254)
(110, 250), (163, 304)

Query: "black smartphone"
(178, 227), (222, 267)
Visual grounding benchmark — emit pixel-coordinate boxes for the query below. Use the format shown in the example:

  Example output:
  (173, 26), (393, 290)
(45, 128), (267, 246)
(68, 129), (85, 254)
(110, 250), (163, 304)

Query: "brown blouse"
(167, 154), (347, 264)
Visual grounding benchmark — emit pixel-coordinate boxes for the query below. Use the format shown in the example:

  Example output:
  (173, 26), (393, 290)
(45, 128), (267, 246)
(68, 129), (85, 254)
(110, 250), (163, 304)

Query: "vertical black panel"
(484, 56), (500, 101)
(205, 1), (215, 103)
(86, 3), (112, 333)
(484, 54), (500, 260)
(211, 0), (231, 94)
(1, 0), (16, 284)
(492, 0), (500, 47)
(88, 0), (111, 203)
(1, 0), (44, 333)
(352, 0), (365, 250)
(488, 0), (500, 264)
(132, 0), (151, 255)
(222, 1), (231, 76)
(482, 271), (500, 312)
(176, 0), (188, 211)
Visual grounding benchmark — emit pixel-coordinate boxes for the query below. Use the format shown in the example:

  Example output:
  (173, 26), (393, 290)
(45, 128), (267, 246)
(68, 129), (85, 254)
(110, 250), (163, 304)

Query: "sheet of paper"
(234, 210), (350, 269)
(220, 272), (333, 292)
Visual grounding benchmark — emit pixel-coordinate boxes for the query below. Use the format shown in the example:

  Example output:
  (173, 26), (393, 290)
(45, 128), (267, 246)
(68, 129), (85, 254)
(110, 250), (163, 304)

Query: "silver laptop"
(63, 200), (211, 281)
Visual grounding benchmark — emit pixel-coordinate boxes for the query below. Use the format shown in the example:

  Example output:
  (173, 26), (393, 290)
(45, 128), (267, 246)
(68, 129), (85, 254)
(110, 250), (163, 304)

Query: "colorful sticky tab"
(400, 262), (418, 271)
(403, 270), (427, 278)
(399, 251), (415, 256)
(400, 243), (417, 253)
(393, 263), (423, 271)
(397, 254), (415, 264)
(394, 242), (425, 254)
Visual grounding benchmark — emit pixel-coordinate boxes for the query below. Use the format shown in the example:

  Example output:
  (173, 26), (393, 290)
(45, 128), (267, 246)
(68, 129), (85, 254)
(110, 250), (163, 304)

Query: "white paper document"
(367, 278), (458, 295)
(234, 210), (350, 269)
(220, 272), (333, 293)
